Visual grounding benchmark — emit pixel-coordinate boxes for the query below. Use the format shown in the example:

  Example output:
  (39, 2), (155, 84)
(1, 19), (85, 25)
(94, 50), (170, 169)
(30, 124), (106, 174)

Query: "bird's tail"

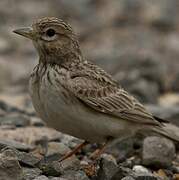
(153, 123), (179, 143)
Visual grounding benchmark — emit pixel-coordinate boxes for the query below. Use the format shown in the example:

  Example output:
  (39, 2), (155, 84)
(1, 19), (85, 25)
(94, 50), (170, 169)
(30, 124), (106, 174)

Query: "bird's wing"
(67, 63), (161, 126)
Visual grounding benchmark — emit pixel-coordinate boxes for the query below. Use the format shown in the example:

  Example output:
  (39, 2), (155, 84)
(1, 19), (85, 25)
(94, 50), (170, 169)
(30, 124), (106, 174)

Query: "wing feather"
(67, 63), (160, 126)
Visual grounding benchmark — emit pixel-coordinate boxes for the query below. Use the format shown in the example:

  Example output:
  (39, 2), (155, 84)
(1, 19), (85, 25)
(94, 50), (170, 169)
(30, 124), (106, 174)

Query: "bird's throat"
(39, 52), (83, 68)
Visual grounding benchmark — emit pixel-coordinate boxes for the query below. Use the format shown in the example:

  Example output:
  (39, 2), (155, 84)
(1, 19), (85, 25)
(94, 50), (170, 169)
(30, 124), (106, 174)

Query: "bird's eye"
(42, 28), (57, 41)
(46, 29), (56, 37)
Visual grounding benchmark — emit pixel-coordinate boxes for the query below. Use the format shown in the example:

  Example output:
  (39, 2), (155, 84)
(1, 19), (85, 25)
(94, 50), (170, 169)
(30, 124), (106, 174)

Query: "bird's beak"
(13, 27), (34, 40)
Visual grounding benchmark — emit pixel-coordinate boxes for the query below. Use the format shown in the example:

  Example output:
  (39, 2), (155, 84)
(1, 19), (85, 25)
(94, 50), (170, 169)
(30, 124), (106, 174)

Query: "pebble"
(121, 177), (135, 180)
(0, 114), (30, 127)
(38, 156), (80, 177)
(15, 150), (41, 167)
(61, 170), (90, 180)
(0, 139), (33, 152)
(34, 175), (49, 180)
(50, 178), (67, 180)
(142, 136), (176, 168)
(46, 142), (71, 160)
(97, 154), (118, 180)
(132, 165), (152, 175)
(30, 117), (45, 127)
(0, 1), (179, 180)
(22, 167), (42, 180)
(0, 149), (23, 180)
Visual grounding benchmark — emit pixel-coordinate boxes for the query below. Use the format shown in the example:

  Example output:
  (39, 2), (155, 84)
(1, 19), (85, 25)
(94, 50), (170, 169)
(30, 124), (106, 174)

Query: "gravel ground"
(0, 0), (179, 179)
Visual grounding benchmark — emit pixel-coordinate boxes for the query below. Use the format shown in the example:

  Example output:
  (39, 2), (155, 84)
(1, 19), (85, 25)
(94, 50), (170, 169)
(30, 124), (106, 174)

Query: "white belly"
(29, 66), (134, 143)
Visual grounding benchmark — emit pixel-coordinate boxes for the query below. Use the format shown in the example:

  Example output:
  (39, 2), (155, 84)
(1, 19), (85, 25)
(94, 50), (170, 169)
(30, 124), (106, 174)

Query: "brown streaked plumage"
(13, 17), (179, 160)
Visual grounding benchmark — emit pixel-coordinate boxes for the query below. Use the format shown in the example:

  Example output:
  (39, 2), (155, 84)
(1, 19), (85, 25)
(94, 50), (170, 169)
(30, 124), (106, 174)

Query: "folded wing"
(68, 63), (161, 126)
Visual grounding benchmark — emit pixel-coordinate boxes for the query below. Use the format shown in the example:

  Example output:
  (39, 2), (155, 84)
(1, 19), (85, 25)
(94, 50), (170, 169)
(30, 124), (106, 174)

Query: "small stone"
(1, 147), (40, 167)
(39, 156), (80, 177)
(0, 114), (30, 127)
(15, 151), (41, 167)
(97, 154), (118, 180)
(34, 175), (49, 180)
(58, 156), (80, 173)
(59, 134), (83, 149)
(38, 142), (78, 164)
(30, 117), (45, 127)
(135, 176), (158, 180)
(46, 142), (70, 160)
(0, 127), (60, 149)
(22, 167), (42, 180)
(61, 170), (90, 180)
(0, 149), (23, 180)
(112, 166), (158, 180)
(0, 139), (33, 152)
(112, 166), (134, 180)
(38, 161), (62, 177)
(121, 177), (135, 180)
(142, 136), (175, 168)
(50, 178), (67, 180)
(132, 165), (152, 175)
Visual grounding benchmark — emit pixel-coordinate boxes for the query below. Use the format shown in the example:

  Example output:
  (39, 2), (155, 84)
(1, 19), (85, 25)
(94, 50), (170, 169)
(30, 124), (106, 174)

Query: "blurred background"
(1, 0), (179, 124)
(0, 1), (179, 179)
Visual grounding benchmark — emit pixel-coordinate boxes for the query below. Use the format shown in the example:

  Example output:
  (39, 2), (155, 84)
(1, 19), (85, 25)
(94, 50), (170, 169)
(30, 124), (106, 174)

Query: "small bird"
(13, 17), (179, 161)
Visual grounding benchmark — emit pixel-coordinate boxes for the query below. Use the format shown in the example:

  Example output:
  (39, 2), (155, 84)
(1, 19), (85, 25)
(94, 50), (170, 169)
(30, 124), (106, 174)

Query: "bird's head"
(13, 17), (82, 65)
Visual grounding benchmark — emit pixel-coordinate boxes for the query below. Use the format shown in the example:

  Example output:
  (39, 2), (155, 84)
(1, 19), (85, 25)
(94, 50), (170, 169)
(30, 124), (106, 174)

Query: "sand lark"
(13, 17), (179, 161)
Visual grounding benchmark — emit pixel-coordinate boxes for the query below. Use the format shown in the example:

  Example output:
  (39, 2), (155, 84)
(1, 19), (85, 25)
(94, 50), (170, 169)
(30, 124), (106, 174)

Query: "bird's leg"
(89, 137), (113, 160)
(36, 136), (49, 162)
(82, 139), (112, 177)
(89, 142), (107, 160)
(41, 136), (49, 156)
(59, 141), (88, 162)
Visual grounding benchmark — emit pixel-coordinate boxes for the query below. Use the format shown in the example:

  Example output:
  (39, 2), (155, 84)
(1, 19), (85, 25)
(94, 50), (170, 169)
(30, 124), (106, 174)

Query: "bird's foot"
(81, 160), (98, 177)
(59, 141), (88, 162)
(33, 136), (49, 162)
